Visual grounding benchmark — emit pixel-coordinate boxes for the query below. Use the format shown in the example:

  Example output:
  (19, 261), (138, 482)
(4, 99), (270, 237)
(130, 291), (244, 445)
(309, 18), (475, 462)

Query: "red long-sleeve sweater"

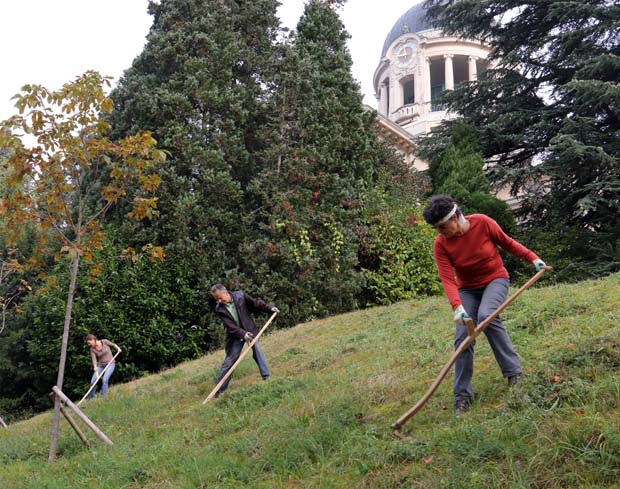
(434, 214), (538, 309)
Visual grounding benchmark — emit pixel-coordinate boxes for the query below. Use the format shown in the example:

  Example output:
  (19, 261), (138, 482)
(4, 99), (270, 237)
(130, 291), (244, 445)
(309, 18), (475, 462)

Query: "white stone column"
(414, 70), (422, 105)
(468, 56), (478, 81)
(424, 57), (432, 105)
(389, 75), (397, 118)
(379, 82), (388, 115)
(444, 54), (454, 90)
(395, 78), (404, 109)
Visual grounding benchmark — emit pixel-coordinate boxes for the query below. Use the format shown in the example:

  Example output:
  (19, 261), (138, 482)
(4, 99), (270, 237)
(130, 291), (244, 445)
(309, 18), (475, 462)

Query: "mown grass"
(1, 273), (619, 488)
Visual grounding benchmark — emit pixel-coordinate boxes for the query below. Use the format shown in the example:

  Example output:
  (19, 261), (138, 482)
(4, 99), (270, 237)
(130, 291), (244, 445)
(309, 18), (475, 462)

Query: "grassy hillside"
(1, 274), (619, 488)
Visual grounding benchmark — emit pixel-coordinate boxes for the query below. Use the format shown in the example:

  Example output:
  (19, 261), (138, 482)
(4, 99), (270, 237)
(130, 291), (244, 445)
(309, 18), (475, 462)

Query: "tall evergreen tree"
(421, 0), (620, 276)
(109, 0), (281, 284)
(243, 0), (381, 320)
(427, 122), (514, 232)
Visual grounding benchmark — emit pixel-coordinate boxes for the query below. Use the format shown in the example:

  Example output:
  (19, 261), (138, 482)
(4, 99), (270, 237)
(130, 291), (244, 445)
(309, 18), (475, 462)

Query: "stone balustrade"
(392, 103), (420, 122)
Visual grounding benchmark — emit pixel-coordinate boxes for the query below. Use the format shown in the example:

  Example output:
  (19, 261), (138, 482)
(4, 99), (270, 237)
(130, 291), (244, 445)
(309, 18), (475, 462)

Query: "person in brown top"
(85, 334), (122, 399)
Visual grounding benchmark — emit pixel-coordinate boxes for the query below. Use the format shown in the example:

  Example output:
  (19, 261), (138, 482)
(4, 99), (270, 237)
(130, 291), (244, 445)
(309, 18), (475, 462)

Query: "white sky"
(0, 0), (420, 121)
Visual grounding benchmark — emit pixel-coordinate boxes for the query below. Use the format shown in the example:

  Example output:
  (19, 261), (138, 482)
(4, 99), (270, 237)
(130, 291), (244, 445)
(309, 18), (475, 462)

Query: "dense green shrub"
(361, 207), (441, 306)
(0, 237), (216, 415)
(359, 168), (440, 306)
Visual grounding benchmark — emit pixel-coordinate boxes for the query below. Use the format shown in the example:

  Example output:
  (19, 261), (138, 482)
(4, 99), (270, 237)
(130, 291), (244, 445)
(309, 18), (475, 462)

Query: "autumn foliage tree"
(0, 152), (34, 335)
(0, 71), (165, 462)
(0, 249), (29, 335)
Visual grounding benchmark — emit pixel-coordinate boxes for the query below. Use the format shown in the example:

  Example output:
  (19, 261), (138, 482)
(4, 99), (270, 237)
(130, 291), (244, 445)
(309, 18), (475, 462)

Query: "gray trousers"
(216, 339), (269, 394)
(454, 278), (522, 401)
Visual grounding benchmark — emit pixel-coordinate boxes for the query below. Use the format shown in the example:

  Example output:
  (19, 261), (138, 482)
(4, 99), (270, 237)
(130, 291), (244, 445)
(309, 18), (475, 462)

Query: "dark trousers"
(454, 278), (522, 401)
(215, 339), (269, 394)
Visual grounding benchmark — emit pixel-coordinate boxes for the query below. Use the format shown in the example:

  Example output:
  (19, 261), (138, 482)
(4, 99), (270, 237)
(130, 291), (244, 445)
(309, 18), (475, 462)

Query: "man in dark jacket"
(211, 284), (279, 396)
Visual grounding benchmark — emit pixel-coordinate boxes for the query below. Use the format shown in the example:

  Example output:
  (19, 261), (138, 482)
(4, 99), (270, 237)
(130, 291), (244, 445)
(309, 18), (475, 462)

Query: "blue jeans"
(87, 362), (116, 399)
(454, 278), (522, 401)
(215, 339), (269, 394)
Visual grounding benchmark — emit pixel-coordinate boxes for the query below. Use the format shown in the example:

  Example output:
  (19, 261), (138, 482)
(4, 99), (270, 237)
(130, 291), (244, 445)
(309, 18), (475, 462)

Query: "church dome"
(380, 3), (434, 58)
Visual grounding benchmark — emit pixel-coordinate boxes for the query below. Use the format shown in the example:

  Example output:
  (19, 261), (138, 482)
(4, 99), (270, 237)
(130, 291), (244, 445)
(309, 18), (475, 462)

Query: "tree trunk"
(48, 252), (80, 463)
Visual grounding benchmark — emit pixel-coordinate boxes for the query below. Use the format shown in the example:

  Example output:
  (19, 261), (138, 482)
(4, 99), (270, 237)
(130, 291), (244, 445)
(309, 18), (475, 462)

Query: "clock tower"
(373, 2), (492, 148)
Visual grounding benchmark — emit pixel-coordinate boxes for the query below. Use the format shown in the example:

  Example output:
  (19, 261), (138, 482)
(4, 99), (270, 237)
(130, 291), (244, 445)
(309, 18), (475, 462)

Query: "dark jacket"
(215, 291), (273, 350)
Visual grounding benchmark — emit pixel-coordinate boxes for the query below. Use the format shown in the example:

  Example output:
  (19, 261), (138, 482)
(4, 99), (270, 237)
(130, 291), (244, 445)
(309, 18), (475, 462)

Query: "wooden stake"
(49, 393), (90, 447)
(52, 386), (113, 446)
(0, 415), (7, 428)
(392, 267), (551, 431)
(203, 311), (278, 404)
(77, 350), (121, 406)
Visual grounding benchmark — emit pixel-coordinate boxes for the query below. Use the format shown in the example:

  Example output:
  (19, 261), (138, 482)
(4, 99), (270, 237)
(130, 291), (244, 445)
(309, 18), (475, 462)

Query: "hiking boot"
(454, 399), (471, 414)
(508, 374), (522, 386)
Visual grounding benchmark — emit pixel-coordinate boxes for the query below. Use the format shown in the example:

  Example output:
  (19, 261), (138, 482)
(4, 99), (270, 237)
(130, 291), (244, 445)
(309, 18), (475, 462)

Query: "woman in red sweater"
(423, 195), (545, 413)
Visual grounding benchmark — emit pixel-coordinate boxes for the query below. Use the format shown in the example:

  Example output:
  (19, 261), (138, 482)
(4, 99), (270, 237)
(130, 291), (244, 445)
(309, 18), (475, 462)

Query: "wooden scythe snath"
(0, 414), (8, 429)
(202, 311), (278, 404)
(392, 267), (551, 432)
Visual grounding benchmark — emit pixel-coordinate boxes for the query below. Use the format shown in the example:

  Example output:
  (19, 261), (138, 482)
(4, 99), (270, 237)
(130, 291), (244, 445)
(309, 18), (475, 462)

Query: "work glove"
(271, 306), (280, 313)
(453, 305), (470, 325)
(243, 332), (254, 342)
(532, 258), (546, 272)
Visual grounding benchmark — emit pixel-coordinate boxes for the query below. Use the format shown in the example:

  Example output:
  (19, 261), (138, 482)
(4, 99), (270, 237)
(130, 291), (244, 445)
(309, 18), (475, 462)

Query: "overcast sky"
(0, 0), (419, 121)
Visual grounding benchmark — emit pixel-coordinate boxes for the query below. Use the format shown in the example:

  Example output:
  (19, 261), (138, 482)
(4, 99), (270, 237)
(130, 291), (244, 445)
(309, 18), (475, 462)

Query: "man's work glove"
(243, 332), (254, 342)
(453, 305), (470, 325)
(271, 306), (280, 313)
(532, 258), (546, 272)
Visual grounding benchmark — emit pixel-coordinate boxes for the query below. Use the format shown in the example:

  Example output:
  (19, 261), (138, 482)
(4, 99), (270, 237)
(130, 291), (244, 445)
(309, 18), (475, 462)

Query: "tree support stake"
(49, 393), (90, 447)
(51, 386), (113, 446)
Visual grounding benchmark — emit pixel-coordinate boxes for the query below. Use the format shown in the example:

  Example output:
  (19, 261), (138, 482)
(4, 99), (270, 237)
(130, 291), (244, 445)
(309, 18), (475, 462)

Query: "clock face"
(394, 41), (417, 68)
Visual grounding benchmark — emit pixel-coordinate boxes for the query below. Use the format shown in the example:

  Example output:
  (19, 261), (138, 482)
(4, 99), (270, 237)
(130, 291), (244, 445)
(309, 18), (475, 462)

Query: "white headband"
(437, 203), (458, 224)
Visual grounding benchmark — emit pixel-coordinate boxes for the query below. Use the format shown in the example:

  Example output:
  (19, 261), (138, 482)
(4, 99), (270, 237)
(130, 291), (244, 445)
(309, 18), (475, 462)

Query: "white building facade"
(373, 3), (492, 171)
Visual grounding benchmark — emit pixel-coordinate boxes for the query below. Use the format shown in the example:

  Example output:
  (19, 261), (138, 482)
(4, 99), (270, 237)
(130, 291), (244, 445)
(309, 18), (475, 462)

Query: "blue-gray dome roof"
(381, 3), (434, 58)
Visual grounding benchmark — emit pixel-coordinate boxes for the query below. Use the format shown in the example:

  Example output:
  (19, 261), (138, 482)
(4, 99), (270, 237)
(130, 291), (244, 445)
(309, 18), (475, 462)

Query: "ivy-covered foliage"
(242, 0), (382, 321)
(360, 204), (440, 306)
